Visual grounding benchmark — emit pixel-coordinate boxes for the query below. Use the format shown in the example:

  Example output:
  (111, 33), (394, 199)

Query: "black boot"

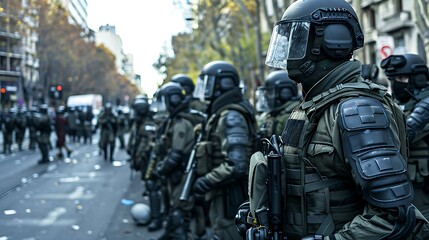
(148, 191), (163, 231)
(109, 143), (115, 162)
(158, 210), (189, 240)
(103, 146), (108, 161)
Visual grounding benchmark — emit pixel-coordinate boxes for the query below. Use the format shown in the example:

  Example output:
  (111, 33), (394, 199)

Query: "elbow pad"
(225, 110), (250, 179)
(162, 149), (183, 174)
(338, 97), (413, 208)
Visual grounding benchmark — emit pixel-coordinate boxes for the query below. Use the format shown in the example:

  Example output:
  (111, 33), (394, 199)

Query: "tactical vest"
(258, 100), (300, 139)
(267, 79), (406, 238)
(201, 102), (257, 173)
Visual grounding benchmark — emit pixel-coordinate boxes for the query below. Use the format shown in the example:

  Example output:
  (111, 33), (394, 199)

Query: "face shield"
(149, 95), (169, 119)
(255, 86), (277, 112)
(255, 87), (269, 112)
(193, 75), (216, 102)
(265, 21), (311, 69)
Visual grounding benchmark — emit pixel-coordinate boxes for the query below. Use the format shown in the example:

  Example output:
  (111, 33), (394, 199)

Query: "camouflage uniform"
(193, 61), (257, 240)
(34, 106), (52, 163)
(381, 53), (429, 223)
(14, 108), (27, 151)
(98, 105), (118, 161)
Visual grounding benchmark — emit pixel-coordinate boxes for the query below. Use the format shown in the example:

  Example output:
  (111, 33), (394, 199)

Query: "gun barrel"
(268, 135), (283, 239)
(179, 166), (196, 201)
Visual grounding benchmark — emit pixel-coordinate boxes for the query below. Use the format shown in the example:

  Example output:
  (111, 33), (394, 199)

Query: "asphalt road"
(0, 133), (164, 240)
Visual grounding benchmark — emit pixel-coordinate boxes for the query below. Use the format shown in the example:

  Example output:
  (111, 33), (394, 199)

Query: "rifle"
(144, 118), (171, 180)
(179, 109), (207, 202)
(266, 135), (283, 240)
(179, 130), (204, 202)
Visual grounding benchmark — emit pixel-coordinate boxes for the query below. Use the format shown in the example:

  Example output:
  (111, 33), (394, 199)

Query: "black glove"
(193, 176), (213, 195)
(235, 201), (251, 237)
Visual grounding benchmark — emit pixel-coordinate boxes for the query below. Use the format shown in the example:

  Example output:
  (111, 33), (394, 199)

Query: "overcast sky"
(86, 0), (189, 97)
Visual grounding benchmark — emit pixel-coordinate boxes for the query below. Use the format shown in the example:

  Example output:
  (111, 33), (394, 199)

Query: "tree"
(21, 0), (141, 105)
(154, 0), (273, 101)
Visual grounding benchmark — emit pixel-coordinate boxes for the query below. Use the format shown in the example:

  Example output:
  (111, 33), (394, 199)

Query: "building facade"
(0, 0), (24, 109)
(349, 0), (429, 82)
(60, 0), (88, 31)
(95, 24), (125, 74)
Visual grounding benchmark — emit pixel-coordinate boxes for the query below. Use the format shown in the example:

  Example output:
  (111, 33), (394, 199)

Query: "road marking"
(32, 186), (95, 200)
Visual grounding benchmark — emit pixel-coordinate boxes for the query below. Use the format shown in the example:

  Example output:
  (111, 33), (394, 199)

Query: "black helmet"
(381, 54), (429, 89)
(257, 70), (299, 111)
(134, 94), (148, 101)
(132, 98), (149, 116)
(171, 74), (195, 96)
(57, 105), (66, 114)
(104, 102), (112, 112)
(39, 104), (49, 114)
(265, 0), (363, 81)
(157, 82), (186, 113)
(194, 60), (240, 101)
(381, 53), (429, 103)
(361, 64), (379, 82)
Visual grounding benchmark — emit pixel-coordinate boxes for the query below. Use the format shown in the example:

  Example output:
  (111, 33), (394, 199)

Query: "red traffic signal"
(56, 85), (63, 91)
(0, 87), (5, 94)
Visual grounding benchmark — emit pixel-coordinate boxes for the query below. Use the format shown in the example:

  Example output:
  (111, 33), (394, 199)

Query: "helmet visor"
(193, 75), (206, 101)
(149, 95), (168, 115)
(255, 87), (271, 112)
(193, 75), (215, 101)
(265, 21), (310, 69)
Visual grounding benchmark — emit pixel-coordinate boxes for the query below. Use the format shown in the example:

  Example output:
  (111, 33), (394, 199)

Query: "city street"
(0, 133), (164, 240)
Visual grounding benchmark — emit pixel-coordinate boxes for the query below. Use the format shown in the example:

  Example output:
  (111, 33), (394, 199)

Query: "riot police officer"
(171, 73), (207, 113)
(14, 107), (27, 151)
(116, 108), (127, 149)
(381, 53), (429, 220)
(152, 82), (204, 239)
(192, 60), (257, 240)
(127, 96), (156, 175)
(256, 70), (301, 139)
(34, 104), (52, 164)
(1, 108), (15, 154)
(98, 103), (118, 162)
(27, 106), (39, 150)
(240, 0), (428, 239)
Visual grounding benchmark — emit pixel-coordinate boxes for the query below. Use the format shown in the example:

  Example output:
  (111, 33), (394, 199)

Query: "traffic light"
(56, 84), (63, 99)
(1, 87), (9, 103)
(49, 84), (63, 99)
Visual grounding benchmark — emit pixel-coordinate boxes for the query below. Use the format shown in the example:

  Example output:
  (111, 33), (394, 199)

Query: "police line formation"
(3, 0), (429, 239)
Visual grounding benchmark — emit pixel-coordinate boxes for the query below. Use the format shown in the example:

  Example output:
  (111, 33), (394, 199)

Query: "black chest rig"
(280, 80), (405, 238)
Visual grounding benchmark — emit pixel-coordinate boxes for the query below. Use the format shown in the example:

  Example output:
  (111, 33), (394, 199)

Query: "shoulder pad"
(339, 97), (388, 131)
(338, 97), (413, 208)
(224, 110), (247, 128)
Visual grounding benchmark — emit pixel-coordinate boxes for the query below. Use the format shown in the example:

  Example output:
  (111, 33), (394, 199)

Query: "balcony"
(0, 30), (21, 39)
(0, 68), (21, 77)
(378, 11), (414, 33)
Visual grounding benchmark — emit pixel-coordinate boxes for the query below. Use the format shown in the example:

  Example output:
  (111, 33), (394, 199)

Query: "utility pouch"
(195, 141), (213, 175)
(248, 151), (268, 221)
